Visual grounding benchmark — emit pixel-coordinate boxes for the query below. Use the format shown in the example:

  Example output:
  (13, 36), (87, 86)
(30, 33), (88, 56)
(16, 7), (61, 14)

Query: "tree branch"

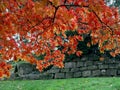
(48, 1), (89, 23)
(52, 7), (59, 23)
(91, 9), (114, 35)
(59, 4), (89, 8)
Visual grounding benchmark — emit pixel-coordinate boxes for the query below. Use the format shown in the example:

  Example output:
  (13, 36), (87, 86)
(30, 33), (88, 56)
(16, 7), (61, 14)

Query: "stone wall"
(9, 54), (120, 80)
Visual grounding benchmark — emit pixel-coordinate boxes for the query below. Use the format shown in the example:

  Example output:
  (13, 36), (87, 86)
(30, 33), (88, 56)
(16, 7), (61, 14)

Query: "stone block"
(9, 73), (17, 80)
(87, 65), (98, 70)
(104, 59), (116, 64)
(74, 71), (82, 78)
(20, 74), (40, 80)
(94, 61), (103, 65)
(46, 69), (60, 74)
(84, 61), (93, 66)
(60, 68), (70, 73)
(101, 69), (107, 76)
(51, 66), (60, 69)
(117, 63), (120, 69)
(92, 70), (100, 76)
(108, 64), (118, 69)
(82, 71), (91, 77)
(31, 71), (40, 74)
(106, 69), (117, 76)
(39, 73), (54, 79)
(79, 67), (87, 71)
(76, 62), (84, 67)
(117, 70), (120, 75)
(99, 65), (108, 69)
(55, 73), (65, 79)
(70, 68), (80, 72)
(66, 72), (73, 78)
(65, 62), (76, 68)
(16, 63), (34, 75)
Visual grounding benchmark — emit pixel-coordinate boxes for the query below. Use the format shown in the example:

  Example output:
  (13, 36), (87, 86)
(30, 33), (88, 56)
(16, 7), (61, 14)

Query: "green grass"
(0, 77), (120, 90)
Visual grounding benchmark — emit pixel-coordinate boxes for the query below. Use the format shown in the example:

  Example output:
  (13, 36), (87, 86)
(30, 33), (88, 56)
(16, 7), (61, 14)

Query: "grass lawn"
(0, 77), (120, 90)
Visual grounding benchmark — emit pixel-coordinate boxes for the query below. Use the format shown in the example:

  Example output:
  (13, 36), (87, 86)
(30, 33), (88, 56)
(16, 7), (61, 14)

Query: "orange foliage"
(76, 51), (83, 57)
(0, 0), (120, 78)
(0, 62), (12, 78)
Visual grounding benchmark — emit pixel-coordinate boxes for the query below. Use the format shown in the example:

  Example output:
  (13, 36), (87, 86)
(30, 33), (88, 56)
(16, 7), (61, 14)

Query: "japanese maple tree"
(0, 0), (120, 78)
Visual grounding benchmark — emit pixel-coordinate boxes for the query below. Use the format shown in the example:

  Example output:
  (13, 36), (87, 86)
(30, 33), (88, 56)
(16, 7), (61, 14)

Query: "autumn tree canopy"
(0, 0), (120, 78)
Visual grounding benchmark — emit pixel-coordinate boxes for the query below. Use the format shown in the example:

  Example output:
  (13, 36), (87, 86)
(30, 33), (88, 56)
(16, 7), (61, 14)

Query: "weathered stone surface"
(101, 69), (107, 76)
(99, 65), (108, 69)
(92, 70), (100, 76)
(87, 65), (98, 70)
(106, 69), (117, 76)
(16, 63), (34, 75)
(94, 61), (103, 65)
(51, 66), (60, 69)
(84, 61), (93, 66)
(60, 68), (70, 73)
(80, 67), (87, 71)
(108, 64), (118, 69)
(9, 73), (19, 80)
(104, 59), (116, 64)
(74, 71), (82, 78)
(65, 62), (76, 68)
(66, 72), (73, 78)
(70, 68), (80, 72)
(21, 74), (40, 80)
(82, 71), (91, 77)
(55, 73), (65, 79)
(76, 62), (84, 67)
(46, 69), (60, 73)
(117, 70), (120, 75)
(39, 73), (54, 79)
(117, 63), (120, 68)
(31, 71), (40, 74)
